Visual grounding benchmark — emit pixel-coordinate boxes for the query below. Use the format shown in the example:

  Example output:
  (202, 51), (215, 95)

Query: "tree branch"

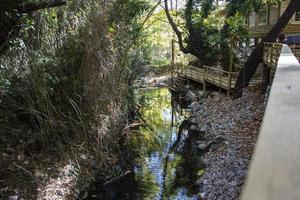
(164, 0), (188, 53)
(17, 0), (67, 13)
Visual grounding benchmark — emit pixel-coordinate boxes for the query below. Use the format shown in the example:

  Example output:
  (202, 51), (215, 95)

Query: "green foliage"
(165, 0), (281, 67)
(130, 10), (175, 68)
(0, 0), (151, 152)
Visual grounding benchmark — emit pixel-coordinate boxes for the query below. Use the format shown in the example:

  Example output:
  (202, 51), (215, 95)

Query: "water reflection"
(125, 88), (203, 200)
(94, 88), (204, 200)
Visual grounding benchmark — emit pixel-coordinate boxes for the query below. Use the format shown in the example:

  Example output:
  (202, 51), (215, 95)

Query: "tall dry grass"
(0, 0), (148, 164)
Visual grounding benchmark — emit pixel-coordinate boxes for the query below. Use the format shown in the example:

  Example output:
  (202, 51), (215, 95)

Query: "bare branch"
(164, 0), (188, 53)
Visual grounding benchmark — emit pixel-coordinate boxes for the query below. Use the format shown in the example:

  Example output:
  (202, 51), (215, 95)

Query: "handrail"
(242, 44), (300, 200)
(263, 42), (283, 68)
(178, 65), (239, 92)
(203, 65), (239, 76)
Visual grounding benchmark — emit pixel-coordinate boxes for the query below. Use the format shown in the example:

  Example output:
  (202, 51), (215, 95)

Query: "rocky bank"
(183, 85), (266, 199)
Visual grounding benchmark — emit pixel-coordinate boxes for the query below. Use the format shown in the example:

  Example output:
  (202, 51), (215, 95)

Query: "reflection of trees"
(138, 89), (171, 132)
(128, 88), (175, 199)
(125, 88), (204, 199)
(173, 131), (204, 194)
(132, 89), (173, 155)
(160, 127), (205, 199)
(135, 164), (160, 199)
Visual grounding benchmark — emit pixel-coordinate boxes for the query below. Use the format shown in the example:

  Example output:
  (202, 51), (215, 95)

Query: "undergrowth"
(0, 0), (150, 172)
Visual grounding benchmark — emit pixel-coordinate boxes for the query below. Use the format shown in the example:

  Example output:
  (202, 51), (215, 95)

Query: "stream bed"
(89, 88), (205, 200)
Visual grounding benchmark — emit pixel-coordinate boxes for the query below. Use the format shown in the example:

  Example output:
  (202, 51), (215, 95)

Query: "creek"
(88, 88), (205, 200)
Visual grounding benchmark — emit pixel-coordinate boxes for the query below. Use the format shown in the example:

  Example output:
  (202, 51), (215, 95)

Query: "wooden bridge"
(175, 43), (300, 95)
(176, 64), (261, 95)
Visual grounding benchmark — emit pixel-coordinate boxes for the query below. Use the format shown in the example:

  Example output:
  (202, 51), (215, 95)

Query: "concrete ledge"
(242, 45), (300, 200)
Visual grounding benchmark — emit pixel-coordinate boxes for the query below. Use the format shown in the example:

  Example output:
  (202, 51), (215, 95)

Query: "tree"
(234, 0), (300, 96)
(163, 0), (263, 67)
(164, 0), (219, 65)
(0, 0), (66, 54)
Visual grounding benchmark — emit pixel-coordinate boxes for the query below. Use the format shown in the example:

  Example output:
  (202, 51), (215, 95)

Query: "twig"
(103, 171), (133, 187)
(12, 163), (34, 177)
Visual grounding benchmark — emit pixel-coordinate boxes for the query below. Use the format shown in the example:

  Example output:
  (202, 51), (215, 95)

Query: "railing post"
(228, 72), (232, 96)
(203, 67), (207, 94)
(227, 37), (234, 96)
(219, 75), (222, 92)
(270, 43), (274, 67)
(263, 43), (266, 64)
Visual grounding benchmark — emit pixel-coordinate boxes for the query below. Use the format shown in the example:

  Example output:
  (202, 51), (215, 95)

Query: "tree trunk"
(164, 0), (188, 54)
(262, 63), (270, 94)
(234, 0), (300, 97)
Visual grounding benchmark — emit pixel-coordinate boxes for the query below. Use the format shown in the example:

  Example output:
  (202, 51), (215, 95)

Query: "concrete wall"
(241, 44), (300, 200)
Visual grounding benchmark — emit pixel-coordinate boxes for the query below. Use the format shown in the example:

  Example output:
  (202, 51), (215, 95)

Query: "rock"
(196, 141), (210, 151)
(190, 117), (197, 124)
(197, 91), (205, 98)
(199, 124), (209, 133)
(189, 125), (197, 131)
(8, 196), (19, 200)
(199, 192), (206, 199)
(186, 90), (197, 101)
(189, 102), (201, 112)
(195, 109), (204, 115)
(213, 135), (226, 144)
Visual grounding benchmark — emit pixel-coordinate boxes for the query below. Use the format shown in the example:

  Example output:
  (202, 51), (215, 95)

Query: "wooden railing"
(242, 44), (300, 200)
(289, 43), (300, 61)
(263, 42), (283, 68)
(176, 65), (240, 94)
(203, 66), (239, 90)
(184, 65), (204, 81)
(263, 43), (300, 68)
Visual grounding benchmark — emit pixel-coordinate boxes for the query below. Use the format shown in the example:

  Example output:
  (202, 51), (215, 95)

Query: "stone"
(197, 91), (205, 97)
(186, 90), (197, 101)
(213, 135), (226, 144)
(196, 141), (210, 151)
(199, 124), (209, 133)
(199, 192), (206, 199)
(189, 125), (197, 131)
(8, 196), (18, 200)
(189, 102), (201, 112)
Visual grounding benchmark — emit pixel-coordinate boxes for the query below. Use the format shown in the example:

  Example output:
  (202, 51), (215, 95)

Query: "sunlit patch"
(36, 161), (78, 200)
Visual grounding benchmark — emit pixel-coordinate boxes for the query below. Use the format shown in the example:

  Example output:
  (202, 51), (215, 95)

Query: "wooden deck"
(177, 65), (261, 95)
(176, 43), (298, 95)
(249, 24), (300, 38)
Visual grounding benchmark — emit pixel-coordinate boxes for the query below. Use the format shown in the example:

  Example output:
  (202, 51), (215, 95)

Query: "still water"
(97, 88), (204, 200)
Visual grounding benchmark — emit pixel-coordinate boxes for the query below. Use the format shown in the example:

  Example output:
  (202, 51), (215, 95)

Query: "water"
(94, 88), (205, 200)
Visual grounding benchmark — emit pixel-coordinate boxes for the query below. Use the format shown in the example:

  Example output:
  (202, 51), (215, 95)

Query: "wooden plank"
(249, 24), (300, 38)
(179, 65), (250, 91)
(242, 45), (300, 200)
